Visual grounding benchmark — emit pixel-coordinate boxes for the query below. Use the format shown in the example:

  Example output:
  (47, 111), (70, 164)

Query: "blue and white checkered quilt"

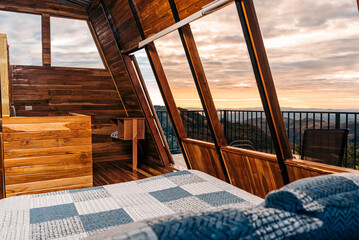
(87, 172), (359, 240)
(0, 170), (263, 240)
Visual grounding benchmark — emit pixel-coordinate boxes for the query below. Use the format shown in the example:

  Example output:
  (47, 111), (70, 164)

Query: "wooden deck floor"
(93, 160), (178, 186)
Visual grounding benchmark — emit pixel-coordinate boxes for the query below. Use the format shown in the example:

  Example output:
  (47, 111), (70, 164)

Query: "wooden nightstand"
(114, 118), (145, 170)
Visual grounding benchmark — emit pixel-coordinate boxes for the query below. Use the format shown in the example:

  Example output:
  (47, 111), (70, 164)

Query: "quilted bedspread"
(0, 170), (263, 240)
(88, 172), (359, 240)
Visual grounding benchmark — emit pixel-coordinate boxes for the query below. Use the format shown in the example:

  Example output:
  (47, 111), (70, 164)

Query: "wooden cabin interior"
(0, 0), (358, 201)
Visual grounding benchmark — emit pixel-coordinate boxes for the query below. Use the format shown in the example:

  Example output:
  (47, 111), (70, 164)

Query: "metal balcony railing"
(155, 109), (359, 169)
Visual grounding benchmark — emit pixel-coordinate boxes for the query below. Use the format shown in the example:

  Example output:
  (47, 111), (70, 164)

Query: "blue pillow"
(264, 173), (359, 239)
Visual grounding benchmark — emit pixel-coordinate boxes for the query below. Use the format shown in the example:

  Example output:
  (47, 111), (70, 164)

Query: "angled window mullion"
(235, 0), (292, 185)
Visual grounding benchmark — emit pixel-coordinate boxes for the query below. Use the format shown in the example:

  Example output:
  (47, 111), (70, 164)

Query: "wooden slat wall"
(221, 146), (358, 198)
(92, 0), (220, 53)
(0, 0), (88, 20)
(11, 65), (134, 163)
(2, 115), (93, 197)
(101, 0), (142, 53)
(222, 147), (284, 198)
(174, 0), (214, 19)
(182, 138), (227, 181)
(132, 0), (175, 38)
(42, 14), (51, 66)
(87, 2), (165, 166)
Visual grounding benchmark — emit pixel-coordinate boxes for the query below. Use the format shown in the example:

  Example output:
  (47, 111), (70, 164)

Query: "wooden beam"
(0, 0), (88, 20)
(177, 24), (230, 183)
(145, 43), (190, 168)
(123, 54), (172, 166)
(235, 0), (292, 184)
(42, 14), (51, 66)
(166, 0), (230, 181)
(0, 35), (10, 117)
(130, 54), (174, 165)
(178, 24), (227, 148)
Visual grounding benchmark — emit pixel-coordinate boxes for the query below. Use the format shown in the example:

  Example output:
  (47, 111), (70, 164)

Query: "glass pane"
(0, 11), (42, 66)
(155, 31), (214, 143)
(191, 3), (271, 152)
(51, 17), (104, 68)
(253, 0), (359, 162)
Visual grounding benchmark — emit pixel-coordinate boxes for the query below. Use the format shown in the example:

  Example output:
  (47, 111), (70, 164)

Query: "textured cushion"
(87, 172), (359, 240)
(264, 172), (359, 239)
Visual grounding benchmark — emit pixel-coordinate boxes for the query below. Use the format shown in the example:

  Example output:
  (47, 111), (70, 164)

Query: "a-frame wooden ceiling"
(57, 0), (92, 7)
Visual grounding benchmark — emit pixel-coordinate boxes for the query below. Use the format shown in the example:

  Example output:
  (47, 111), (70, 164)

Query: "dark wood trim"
(222, 145), (278, 162)
(0, 0), (88, 20)
(235, 0), (291, 185)
(130, 55), (174, 165)
(145, 43), (191, 168)
(286, 159), (359, 174)
(41, 14), (51, 66)
(182, 138), (216, 149)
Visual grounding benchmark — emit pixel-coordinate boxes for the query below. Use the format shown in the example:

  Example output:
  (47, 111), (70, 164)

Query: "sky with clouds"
(0, 0), (358, 110)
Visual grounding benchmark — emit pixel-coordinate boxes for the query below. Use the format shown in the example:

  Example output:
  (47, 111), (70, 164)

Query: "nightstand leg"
(132, 119), (138, 171)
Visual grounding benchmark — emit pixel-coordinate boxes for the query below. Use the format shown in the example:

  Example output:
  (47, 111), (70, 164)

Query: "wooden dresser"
(1, 114), (93, 197)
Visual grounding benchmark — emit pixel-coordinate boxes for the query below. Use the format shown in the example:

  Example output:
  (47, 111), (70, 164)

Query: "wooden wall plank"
(42, 14), (51, 66)
(221, 146), (359, 198)
(101, 0), (142, 53)
(11, 66), (133, 163)
(174, 0), (213, 20)
(0, 0), (88, 20)
(182, 138), (227, 181)
(132, 0), (175, 38)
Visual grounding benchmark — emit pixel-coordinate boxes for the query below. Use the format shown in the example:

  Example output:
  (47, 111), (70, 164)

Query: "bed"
(0, 170), (263, 240)
(2, 170), (359, 240)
